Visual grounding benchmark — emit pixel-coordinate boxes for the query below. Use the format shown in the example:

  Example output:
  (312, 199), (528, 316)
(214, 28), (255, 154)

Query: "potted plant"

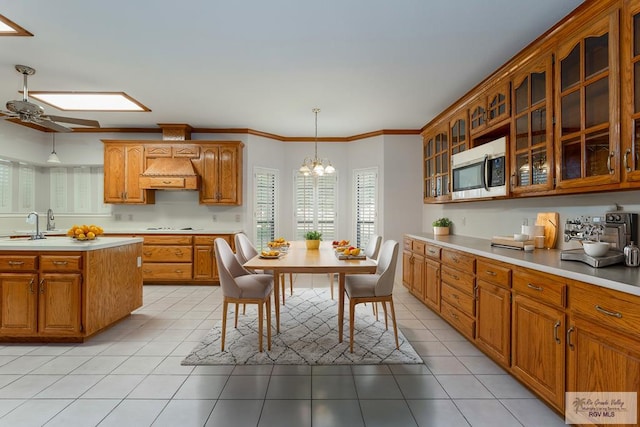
(304, 230), (322, 249)
(432, 218), (452, 236)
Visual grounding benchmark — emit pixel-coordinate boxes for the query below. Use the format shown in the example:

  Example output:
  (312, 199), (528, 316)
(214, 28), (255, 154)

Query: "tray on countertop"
(491, 236), (534, 250)
(335, 252), (366, 260)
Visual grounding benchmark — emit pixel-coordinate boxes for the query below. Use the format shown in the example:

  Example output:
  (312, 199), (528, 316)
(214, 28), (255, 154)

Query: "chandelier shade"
(299, 108), (334, 177)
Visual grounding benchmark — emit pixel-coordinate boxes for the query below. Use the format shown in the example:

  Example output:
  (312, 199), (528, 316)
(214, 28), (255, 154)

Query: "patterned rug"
(182, 288), (422, 365)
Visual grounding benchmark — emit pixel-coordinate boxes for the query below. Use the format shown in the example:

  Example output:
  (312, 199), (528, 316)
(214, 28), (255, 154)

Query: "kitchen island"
(0, 237), (143, 342)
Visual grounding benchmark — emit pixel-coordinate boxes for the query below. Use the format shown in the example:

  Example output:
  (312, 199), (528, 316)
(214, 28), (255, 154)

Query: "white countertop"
(406, 233), (640, 297)
(3, 229), (243, 237)
(0, 236), (143, 251)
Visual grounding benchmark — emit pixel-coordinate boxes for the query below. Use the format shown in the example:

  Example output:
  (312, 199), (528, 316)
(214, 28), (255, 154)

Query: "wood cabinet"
(510, 53), (554, 194)
(555, 8), (621, 190)
(194, 143), (243, 205)
(193, 235), (233, 282)
(621, 0), (640, 183)
(475, 258), (511, 368)
(450, 112), (469, 155)
(423, 244), (441, 312)
(439, 249), (475, 340)
(470, 80), (511, 136)
(0, 272), (37, 334)
(104, 144), (153, 204)
(423, 126), (450, 202)
(402, 238), (425, 300)
(141, 235), (193, 281)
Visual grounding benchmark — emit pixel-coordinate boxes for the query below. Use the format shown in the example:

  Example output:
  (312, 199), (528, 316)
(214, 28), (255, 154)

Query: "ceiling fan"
(0, 64), (100, 133)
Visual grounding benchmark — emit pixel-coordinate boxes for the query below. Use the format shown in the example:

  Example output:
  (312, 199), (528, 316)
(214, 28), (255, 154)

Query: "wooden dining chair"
(215, 238), (273, 352)
(344, 239), (400, 353)
(234, 232), (293, 305)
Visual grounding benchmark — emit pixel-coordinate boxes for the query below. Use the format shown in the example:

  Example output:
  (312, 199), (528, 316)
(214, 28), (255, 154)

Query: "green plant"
(304, 230), (323, 240)
(432, 218), (452, 227)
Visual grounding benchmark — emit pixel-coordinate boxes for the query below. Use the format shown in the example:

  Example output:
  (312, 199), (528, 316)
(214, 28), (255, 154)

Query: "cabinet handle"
(449, 310), (458, 319)
(451, 293), (459, 300)
(175, 250), (183, 256)
(567, 326), (575, 350)
(527, 283), (543, 291)
(143, 252), (152, 256)
(427, 249), (437, 255)
(451, 274), (460, 280)
(553, 320), (561, 344)
(485, 270), (496, 276)
(52, 261), (68, 266)
(606, 152), (614, 175)
(28, 278), (34, 294)
(474, 284), (478, 300)
(8, 261), (24, 266)
(624, 149), (632, 172)
(175, 269), (183, 274)
(436, 268), (440, 278)
(39, 278), (45, 294)
(143, 269), (152, 273)
(595, 305), (622, 318)
(162, 180), (172, 184)
(452, 257), (460, 264)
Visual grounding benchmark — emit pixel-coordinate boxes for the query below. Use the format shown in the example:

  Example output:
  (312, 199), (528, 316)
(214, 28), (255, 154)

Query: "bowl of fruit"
(67, 224), (104, 241)
(267, 237), (290, 251)
(332, 239), (350, 249)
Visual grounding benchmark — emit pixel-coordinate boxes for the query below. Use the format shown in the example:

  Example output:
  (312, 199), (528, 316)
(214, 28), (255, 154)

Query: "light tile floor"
(0, 275), (566, 427)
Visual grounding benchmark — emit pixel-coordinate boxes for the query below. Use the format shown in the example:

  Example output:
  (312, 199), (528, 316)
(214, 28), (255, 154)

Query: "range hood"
(139, 158), (200, 190)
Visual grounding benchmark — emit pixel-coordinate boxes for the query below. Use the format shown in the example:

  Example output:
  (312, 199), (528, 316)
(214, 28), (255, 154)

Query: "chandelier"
(299, 108), (335, 176)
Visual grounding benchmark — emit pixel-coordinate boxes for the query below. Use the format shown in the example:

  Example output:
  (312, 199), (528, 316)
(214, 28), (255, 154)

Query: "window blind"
(49, 168), (68, 212)
(254, 168), (278, 250)
(354, 168), (378, 248)
(0, 160), (11, 212)
(294, 173), (337, 241)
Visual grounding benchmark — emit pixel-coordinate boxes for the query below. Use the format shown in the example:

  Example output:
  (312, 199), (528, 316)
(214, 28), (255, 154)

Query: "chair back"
(215, 238), (250, 299)
(235, 233), (258, 264)
(364, 234), (382, 260)
(374, 240), (399, 296)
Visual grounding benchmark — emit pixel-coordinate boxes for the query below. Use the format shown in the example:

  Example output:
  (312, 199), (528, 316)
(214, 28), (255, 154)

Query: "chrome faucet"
(26, 211), (45, 240)
(46, 208), (55, 231)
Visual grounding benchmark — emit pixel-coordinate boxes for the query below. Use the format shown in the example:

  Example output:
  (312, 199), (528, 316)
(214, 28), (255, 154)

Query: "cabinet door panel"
(0, 273), (37, 335)
(38, 273), (82, 335)
(218, 145), (240, 204)
(193, 245), (214, 280)
(424, 259), (440, 312)
(475, 281), (510, 367)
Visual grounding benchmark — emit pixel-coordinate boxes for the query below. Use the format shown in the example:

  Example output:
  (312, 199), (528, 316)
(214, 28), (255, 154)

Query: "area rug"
(182, 288), (422, 365)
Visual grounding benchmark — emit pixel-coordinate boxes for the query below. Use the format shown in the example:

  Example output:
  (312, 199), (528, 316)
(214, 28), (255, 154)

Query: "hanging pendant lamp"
(47, 133), (61, 163)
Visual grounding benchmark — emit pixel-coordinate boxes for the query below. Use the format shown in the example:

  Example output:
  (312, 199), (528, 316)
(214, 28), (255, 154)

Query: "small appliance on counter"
(561, 211), (637, 268)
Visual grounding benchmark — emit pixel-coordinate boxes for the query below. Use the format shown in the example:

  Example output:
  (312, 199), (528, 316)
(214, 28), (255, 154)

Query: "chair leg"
(329, 273), (334, 300)
(221, 300), (228, 351)
(234, 303), (239, 328)
(349, 299), (356, 353)
(372, 302), (378, 320)
(243, 304), (246, 315)
(281, 274), (286, 305)
(266, 295), (272, 351)
(258, 301), (264, 352)
(388, 298), (400, 350)
(382, 301), (389, 330)
(289, 273), (294, 296)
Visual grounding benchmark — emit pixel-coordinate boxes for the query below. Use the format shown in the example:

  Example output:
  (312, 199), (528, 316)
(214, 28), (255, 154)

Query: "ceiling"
(1, 0), (585, 138)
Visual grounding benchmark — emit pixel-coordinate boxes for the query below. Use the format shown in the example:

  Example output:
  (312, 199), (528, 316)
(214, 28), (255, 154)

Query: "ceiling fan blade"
(0, 111), (19, 119)
(35, 119), (73, 133)
(46, 115), (100, 128)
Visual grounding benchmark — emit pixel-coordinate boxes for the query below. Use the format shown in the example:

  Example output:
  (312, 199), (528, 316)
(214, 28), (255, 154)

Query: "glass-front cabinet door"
(423, 125), (450, 202)
(469, 96), (487, 136)
(450, 111), (468, 155)
(486, 80), (511, 127)
(555, 10), (620, 190)
(510, 54), (554, 194)
(623, 1), (640, 183)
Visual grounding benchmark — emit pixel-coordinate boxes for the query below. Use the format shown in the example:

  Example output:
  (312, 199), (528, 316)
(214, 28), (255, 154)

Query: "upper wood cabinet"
(103, 144), (154, 204)
(621, 0), (640, 183)
(193, 142), (243, 205)
(469, 80), (511, 136)
(510, 53), (554, 194)
(450, 111), (469, 155)
(554, 8), (621, 190)
(423, 125), (451, 202)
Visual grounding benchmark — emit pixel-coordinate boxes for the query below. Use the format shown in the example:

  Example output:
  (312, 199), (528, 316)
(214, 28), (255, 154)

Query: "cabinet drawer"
(143, 235), (193, 245)
(403, 238), (412, 251)
(142, 263), (192, 280)
(142, 246), (193, 262)
(476, 258), (511, 289)
(424, 244), (441, 259)
(569, 281), (640, 338)
(138, 176), (188, 189)
(194, 235), (231, 245)
(145, 145), (172, 157)
(412, 240), (426, 255)
(513, 269), (565, 308)
(0, 255), (37, 271)
(441, 282), (475, 317)
(441, 249), (475, 273)
(40, 255), (82, 271)
(440, 265), (474, 295)
(173, 145), (200, 158)
(441, 300), (475, 340)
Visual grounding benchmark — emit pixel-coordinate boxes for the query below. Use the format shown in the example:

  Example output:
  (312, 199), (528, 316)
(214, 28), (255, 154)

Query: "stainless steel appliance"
(561, 211), (637, 267)
(451, 137), (507, 200)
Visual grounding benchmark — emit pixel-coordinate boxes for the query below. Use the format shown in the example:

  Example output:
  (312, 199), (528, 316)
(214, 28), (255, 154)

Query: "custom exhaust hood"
(139, 157), (200, 190)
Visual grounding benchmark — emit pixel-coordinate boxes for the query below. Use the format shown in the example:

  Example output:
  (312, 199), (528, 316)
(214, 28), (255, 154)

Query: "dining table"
(243, 240), (377, 341)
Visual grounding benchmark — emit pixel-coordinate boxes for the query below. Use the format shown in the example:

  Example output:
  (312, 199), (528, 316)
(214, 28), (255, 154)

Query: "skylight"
(28, 92), (150, 112)
(0, 15), (32, 36)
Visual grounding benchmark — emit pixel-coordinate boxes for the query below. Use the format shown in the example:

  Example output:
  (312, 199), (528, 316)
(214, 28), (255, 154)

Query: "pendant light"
(47, 133), (61, 163)
(299, 108), (335, 176)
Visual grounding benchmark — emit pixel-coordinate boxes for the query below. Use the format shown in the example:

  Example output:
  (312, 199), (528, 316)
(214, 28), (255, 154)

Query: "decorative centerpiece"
(432, 218), (452, 236)
(66, 224), (104, 241)
(267, 237), (290, 252)
(304, 230), (322, 249)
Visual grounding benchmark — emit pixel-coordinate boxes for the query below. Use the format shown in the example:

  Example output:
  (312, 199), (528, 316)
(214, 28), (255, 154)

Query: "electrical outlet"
(461, 217), (466, 226)
(212, 214), (217, 222)
(128, 214), (134, 221)
(235, 214), (241, 222)
(114, 214), (122, 221)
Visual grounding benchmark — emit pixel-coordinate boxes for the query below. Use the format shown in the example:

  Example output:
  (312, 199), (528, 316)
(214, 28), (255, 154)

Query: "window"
(354, 167), (378, 248)
(294, 173), (337, 241)
(0, 160), (11, 213)
(49, 167), (68, 212)
(18, 164), (35, 211)
(254, 167), (279, 250)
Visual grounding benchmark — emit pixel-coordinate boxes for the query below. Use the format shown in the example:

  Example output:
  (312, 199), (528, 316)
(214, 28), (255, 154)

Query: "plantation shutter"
(254, 168), (278, 250)
(354, 168), (378, 248)
(18, 164), (35, 211)
(0, 160), (12, 212)
(74, 167), (91, 212)
(294, 173), (337, 241)
(49, 168), (68, 212)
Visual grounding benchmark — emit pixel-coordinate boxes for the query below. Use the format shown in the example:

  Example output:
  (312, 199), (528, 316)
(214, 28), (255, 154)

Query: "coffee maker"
(561, 211), (637, 267)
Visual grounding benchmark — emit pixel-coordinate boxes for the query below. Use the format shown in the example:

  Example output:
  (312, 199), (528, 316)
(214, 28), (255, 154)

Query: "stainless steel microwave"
(451, 137), (507, 200)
